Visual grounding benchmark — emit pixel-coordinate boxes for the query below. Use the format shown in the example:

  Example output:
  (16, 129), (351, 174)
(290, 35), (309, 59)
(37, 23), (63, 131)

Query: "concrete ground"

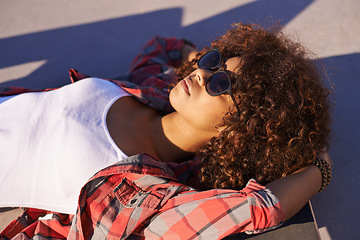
(1, 0), (359, 239)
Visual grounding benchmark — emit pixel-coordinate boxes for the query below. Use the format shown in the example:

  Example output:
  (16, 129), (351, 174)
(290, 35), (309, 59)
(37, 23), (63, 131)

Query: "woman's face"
(170, 57), (241, 136)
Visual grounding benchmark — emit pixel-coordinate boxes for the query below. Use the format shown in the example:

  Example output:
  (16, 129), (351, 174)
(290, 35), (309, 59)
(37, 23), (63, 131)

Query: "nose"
(196, 68), (214, 87)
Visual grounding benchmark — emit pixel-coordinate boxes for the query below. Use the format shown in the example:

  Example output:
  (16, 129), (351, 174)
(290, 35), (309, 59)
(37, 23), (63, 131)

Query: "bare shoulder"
(106, 96), (160, 158)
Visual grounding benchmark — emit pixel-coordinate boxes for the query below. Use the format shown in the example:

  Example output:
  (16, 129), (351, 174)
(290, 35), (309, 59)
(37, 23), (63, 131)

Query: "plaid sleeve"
(239, 180), (286, 235)
(0, 208), (72, 239)
(128, 36), (188, 81)
(142, 180), (285, 239)
(117, 36), (189, 91)
(0, 86), (34, 96)
(0, 86), (56, 96)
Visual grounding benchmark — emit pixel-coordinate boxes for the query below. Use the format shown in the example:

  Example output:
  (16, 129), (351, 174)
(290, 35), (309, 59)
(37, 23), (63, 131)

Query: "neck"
(162, 112), (213, 152)
(148, 112), (213, 163)
(107, 96), (210, 163)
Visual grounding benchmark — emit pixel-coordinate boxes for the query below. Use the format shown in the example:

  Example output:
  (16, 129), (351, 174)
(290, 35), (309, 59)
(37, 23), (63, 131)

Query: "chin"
(169, 86), (184, 113)
(168, 89), (177, 109)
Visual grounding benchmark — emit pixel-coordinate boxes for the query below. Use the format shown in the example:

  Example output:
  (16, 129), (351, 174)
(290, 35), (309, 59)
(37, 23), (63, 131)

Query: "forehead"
(224, 57), (242, 72)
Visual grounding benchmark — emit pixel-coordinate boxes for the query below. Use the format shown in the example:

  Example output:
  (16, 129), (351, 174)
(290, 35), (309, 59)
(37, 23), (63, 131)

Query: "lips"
(181, 77), (191, 95)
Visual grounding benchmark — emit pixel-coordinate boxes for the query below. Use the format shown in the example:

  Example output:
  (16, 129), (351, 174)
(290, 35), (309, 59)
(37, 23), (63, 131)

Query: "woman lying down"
(0, 22), (332, 239)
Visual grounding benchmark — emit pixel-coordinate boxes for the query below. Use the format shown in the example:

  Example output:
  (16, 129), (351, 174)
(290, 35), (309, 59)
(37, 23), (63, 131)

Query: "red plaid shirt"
(0, 37), (285, 239)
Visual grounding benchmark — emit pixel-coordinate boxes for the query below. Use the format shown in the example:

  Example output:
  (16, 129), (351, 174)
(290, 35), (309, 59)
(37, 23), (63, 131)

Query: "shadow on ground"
(1, 0), (313, 88)
(312, 52), (360, 240)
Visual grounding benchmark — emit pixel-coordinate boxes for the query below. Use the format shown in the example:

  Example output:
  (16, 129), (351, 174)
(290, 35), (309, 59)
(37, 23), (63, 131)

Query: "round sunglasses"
(197, 48), (239, 111)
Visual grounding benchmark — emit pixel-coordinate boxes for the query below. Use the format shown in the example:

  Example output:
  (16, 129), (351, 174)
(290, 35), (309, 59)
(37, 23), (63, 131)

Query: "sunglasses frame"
(198, 48), (240, 112)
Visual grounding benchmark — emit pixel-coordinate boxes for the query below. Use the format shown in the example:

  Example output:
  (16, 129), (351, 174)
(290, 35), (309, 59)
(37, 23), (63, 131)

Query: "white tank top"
(0, 78), (130, 214)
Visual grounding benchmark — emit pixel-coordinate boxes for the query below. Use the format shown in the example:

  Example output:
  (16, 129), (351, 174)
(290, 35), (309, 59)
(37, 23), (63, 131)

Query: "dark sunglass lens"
(198, 50), (221, 70)
(206, 72), (230, 96)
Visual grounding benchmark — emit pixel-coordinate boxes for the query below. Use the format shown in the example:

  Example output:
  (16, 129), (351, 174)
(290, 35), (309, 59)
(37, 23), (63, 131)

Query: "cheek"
(169, 86), (231, 131)
(200, 104), (227, 125)
(190, 97), (230, 130)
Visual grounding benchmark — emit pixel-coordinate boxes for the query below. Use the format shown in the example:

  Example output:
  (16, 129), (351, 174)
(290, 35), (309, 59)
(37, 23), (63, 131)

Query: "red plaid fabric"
(1, 37), (285, 239)
(68, 154), (284, 239)
(1, 208), (72, 239)
(1, 155), (284, 239)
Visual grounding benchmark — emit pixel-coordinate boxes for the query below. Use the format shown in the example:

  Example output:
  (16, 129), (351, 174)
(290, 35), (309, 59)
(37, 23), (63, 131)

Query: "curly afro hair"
(176, 23), (331, 190)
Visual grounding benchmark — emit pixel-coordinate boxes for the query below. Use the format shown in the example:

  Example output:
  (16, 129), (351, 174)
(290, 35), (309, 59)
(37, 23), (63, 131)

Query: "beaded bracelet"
(312, 158), (332, 192)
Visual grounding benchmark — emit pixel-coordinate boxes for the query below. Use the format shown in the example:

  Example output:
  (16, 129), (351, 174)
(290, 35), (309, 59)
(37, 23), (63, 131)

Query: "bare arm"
(266, 152), (332, 220)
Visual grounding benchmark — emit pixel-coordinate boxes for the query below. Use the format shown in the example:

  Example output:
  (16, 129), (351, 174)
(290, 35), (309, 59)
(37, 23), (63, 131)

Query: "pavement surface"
(1, 0), (359, 239)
